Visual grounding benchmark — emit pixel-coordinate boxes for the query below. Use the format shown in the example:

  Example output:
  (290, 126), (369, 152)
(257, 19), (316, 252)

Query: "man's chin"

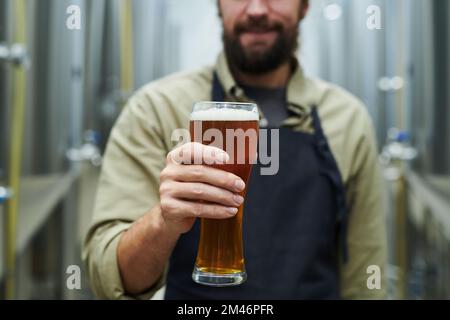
(225, 31), (297, 74)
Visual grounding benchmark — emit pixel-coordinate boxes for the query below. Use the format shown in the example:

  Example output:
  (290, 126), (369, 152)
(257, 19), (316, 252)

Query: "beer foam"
(190, 108), (259, 121)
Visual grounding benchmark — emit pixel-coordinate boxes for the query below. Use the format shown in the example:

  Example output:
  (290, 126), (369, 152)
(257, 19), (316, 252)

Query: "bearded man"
(83, 0), (387, 300)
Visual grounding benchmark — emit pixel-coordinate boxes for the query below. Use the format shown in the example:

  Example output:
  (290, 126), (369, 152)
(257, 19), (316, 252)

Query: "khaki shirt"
(83, 52), (388, 300)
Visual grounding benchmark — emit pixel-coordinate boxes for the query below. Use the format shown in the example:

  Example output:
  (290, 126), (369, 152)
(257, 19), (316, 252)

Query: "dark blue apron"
(164, 73), (349, 299)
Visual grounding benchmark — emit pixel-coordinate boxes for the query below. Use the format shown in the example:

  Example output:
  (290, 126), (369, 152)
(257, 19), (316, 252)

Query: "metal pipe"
(5, 0), (27, 300)
(119, 0), (135, 97)
(395, 171), (408, 299)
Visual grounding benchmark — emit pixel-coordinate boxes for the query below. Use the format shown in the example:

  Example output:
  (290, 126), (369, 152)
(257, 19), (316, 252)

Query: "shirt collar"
(215, 51), (314, 116)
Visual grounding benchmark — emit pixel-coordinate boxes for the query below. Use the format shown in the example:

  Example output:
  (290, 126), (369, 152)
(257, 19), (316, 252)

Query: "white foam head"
(190, 103), (259, 121)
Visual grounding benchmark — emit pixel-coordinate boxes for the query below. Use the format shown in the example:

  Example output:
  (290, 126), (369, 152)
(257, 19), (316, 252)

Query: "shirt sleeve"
(339, 107), (388, 300)
(82, 91), (169, 300)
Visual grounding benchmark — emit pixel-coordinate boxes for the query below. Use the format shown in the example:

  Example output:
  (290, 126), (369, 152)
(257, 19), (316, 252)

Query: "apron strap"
(311, 107), (350, 263)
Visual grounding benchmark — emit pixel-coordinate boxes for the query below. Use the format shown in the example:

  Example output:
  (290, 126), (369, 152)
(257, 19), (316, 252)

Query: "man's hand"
(117, 142), (246, 296)
(159, 142), (246, 235)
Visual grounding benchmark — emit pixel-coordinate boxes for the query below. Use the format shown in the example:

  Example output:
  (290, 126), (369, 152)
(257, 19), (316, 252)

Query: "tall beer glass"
(190, 101), (259, 286)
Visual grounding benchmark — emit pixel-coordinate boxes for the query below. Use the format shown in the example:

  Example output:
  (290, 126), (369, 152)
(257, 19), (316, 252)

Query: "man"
(83, 0), (387, 299)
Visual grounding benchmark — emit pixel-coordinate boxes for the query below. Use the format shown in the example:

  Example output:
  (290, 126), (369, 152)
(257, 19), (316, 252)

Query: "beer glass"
(190, 101), (259, 286)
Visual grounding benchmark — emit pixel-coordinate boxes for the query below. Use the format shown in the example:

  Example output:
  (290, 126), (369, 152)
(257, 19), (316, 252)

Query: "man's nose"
(245, 0), (270, 18)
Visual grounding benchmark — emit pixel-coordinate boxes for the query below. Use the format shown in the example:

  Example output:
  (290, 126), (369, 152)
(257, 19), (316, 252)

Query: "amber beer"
(190, 102), (259, 286)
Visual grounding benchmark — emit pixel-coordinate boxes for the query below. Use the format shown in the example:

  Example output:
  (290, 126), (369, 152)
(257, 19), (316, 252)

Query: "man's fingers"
(161, 198), (238, 220)
(161, 165), (245, 193)
(166, 182), (244, 207)
(167, 142), (230, 165)
(161, 143), (246, 224)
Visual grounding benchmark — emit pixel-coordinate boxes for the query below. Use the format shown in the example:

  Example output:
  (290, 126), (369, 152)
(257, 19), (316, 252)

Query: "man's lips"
(239, 30), (278, 45)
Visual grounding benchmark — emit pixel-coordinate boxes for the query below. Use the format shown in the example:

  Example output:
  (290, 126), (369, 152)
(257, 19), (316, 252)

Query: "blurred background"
(0, 0), (449, 300)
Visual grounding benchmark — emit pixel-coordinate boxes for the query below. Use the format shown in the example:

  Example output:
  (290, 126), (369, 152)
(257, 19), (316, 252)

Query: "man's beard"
(223, 19), (299, 75)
